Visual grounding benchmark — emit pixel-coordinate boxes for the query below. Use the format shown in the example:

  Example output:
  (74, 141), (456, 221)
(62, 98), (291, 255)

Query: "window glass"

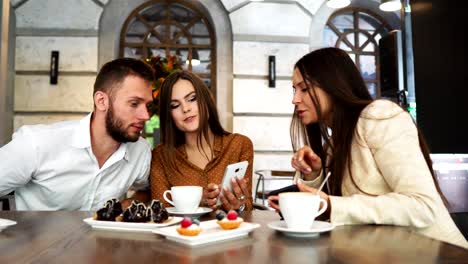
(324, 8), (394, 98)
(119, 1), (215, 147)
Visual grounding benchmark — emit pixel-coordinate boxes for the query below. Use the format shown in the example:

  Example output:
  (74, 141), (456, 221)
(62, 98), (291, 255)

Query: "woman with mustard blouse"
(150, 71), (253, 212)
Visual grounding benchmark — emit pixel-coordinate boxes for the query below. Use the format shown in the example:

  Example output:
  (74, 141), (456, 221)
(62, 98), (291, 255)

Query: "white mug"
(163, 186), (202, 212)
(279, 192), (327, 230)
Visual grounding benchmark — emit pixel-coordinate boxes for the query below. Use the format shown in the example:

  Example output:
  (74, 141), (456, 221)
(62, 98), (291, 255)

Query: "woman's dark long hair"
(291, 47), (446, 205)
(159, 70), (229, 173)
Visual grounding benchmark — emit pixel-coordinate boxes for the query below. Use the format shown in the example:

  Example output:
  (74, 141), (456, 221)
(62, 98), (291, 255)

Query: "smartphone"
(267, 184), (300, 220)
(267, 184), (300, 205)
(216, 161), (249, 205)
(267, 184), (300, 197)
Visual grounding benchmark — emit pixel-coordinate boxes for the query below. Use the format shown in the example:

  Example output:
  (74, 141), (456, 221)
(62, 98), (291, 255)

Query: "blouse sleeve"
(330, 110), (440, 228)
(238, 135), (254, 211)
(149, 146), (172, 208)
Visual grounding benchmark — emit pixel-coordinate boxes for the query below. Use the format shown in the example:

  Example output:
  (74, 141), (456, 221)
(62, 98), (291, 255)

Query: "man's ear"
(94, 91), (109, 112)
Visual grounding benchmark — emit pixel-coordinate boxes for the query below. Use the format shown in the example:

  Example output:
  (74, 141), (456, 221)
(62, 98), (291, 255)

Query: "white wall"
(222, 0), (320, 174)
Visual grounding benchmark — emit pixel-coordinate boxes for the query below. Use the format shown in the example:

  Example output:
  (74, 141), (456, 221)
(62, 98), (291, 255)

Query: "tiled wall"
(8, 0), (390, 192)
(226, 0), (317, 173)
(11, 0), (105, 131)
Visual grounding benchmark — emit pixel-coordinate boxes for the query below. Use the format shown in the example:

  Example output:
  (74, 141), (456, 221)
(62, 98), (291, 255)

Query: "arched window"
(323, 8), (394, 98)
(119, 0), (216, 145)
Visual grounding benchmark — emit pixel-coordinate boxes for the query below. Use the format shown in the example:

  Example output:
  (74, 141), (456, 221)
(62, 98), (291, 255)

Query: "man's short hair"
(93, 58), (154, 99)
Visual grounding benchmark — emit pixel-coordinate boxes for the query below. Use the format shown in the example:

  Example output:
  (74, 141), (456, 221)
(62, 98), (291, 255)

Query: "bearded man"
(0, 58), (154, 210)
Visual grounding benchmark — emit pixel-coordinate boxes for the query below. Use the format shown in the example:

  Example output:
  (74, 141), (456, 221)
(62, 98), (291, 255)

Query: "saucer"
(166, 207), (213, 217)
(267, 220), (334, 238)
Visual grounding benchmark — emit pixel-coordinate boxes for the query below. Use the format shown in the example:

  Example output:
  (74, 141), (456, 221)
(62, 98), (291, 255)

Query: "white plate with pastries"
(153, 219), (260, 246)
(83, 216), (183, 233)
(0, 218), (17, 232)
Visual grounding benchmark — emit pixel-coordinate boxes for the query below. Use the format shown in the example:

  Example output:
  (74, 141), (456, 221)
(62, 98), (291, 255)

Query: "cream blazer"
(300, 100), (467, 249)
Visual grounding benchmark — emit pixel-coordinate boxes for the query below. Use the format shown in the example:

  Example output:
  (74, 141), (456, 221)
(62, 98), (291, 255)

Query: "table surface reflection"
(0, 210), (467, 263)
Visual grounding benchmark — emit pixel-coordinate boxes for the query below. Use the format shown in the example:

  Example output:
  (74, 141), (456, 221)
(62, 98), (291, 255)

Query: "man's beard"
(105, 104), (140, 143)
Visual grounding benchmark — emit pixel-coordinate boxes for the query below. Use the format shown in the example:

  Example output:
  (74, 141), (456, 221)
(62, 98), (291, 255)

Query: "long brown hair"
(291, 47), (446, 204)
(158, 71), (229, 172)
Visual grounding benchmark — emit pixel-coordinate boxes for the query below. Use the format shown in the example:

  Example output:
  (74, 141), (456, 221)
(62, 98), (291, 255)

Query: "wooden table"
(0, 211), (467, 263)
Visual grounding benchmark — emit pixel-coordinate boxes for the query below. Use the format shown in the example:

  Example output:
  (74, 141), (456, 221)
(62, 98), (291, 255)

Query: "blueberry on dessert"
(176, 217), (202, 236)
(217, 210), (243, 230)
(94, 198), (123, 221)
(215, 210), (226, 221)
(146, 199), (169, 223)
(119, 200), (148, 222)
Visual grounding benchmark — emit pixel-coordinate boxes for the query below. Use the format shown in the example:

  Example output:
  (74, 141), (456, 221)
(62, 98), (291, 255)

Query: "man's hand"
(120, 198), (133, 209)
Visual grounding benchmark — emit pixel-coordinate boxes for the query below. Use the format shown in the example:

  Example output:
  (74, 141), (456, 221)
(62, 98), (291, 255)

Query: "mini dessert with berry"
(176, 217), (201, 236)
(216, 210), (243, 230)
(94, 198), (123, 221)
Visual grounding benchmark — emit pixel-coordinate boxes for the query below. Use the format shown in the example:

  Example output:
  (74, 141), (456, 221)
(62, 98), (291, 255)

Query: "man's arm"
(121, 141), (151, 208)
(0, 128), (36, 196)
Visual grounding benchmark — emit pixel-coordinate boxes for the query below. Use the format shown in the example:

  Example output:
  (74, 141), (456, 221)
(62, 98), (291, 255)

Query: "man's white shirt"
(0, 114), (151, 210)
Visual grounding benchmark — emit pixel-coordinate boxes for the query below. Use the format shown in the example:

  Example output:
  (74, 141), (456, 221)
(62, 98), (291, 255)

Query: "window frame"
(325, 8), (394, 98)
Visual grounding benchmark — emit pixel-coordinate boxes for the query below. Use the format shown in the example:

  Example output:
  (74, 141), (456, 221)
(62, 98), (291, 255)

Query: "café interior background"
(0, 0), (402, 192)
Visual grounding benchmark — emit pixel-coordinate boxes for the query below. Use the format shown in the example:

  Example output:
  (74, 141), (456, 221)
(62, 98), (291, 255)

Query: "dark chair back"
(0, 192), (15, 211)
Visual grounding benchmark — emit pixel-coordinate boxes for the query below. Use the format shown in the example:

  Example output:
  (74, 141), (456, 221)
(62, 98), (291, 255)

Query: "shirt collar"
(212, 134), (223, 156)
(71, 113), (93, 149)
(71, 113), (130, 162)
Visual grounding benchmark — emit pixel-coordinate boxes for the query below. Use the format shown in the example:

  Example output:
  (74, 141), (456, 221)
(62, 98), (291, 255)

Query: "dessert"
(119, 200), (148, 222)
(94, 198), (171, 223)
(146, 199), (169, 223)
(93, 198), (123, 221)
(176, 217), (201, 236)
(216, 210), (243, 230)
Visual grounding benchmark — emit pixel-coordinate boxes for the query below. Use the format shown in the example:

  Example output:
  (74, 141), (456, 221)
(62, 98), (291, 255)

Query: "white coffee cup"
(279, 192), (328, 230)
(163, 186), (202, 212)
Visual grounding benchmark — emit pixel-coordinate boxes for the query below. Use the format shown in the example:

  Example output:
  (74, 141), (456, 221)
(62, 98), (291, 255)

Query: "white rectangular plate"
(83, 216), (183, 233)
(152, 219), (260, 246)
(0, 218), (17, 232)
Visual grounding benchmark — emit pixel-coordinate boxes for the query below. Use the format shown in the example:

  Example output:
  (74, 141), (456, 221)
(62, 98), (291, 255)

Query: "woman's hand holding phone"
(219, 176), (249, 211)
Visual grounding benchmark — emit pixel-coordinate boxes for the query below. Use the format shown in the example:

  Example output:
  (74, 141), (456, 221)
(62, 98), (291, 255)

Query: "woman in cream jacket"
(268, 47), (467, 248)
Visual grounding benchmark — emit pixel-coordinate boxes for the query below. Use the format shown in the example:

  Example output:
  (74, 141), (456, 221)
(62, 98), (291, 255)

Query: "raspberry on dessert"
(180, 217), (192, 228)
(227, 210), (238, 220)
